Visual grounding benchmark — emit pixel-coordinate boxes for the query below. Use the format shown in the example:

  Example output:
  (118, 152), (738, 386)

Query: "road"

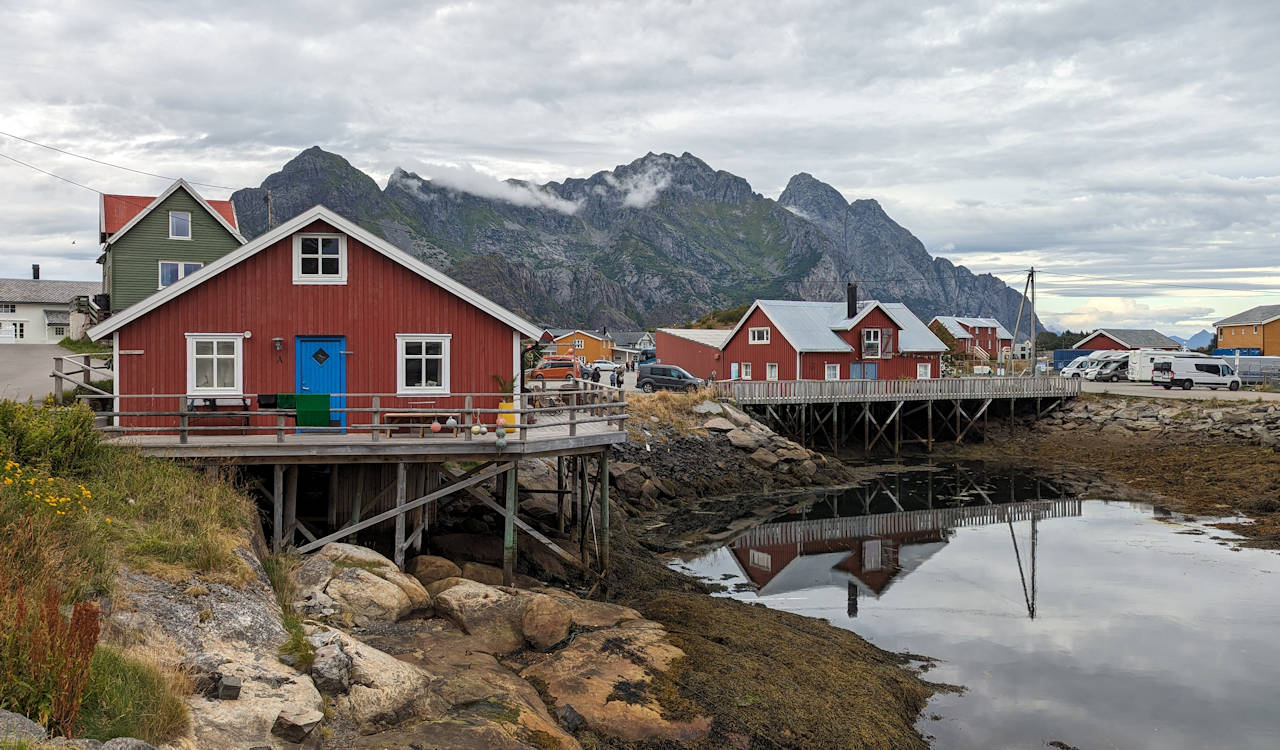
(1081, 378), (1280, 401)
(0, 344), (63, 402)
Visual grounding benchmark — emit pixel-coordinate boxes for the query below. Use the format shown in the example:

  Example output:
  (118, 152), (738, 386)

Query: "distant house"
(929, 316), (1013, 361)
(1074, 328), (1181, 351)
(655, 328), (732, 379)
(0, 270), (100, 344)
(89, 206), (540, 428)
(1214, 305), (1280, 356)
(99, 179), (245, 313)
(539, 329), (614, 364)
(609, 330), (656, 363)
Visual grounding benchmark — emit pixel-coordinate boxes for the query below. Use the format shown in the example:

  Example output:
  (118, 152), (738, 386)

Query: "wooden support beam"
(297, 461), (514, 554)
(502, 464), (518, 586)
(284, 465), (298, 546)
(556, 456), (565, 534)
(599, 450), (610, 576)
(868, 402), (903, 455)
(927, 400), (934, 452)
(394, 462), (407, 569)
(955, 398), (993, 443)
(272, 464), (283, 553)
(327, 465), (339, 527)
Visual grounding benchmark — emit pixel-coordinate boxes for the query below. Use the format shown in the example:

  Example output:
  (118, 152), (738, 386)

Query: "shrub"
(0, 545), (100, 737)
(78, 646), (189, 744)
(0, 401), (101, 478)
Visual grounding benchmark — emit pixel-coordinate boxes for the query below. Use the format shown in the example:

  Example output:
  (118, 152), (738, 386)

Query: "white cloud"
(605, 163), (673, 208)
(1044, 298), (1215, 335)
(403, 162), (580, 214)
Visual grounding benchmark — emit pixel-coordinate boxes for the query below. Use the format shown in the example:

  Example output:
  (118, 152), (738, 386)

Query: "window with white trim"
(397, 334), (451, 394)
(749, 327), (771, 344)
(293, 234), (347, 284)
(863, 328), (882, 358)
(766, 362), (779, 381)
(186, 334), (243, 395)
(53, 326), (66, 337)
(168, 211), (191, 239)
(9, 322), (24, 339)
(0, 303), (14, 313)
(748, 549), (772, 571)
(825, 363), (840, 380)
(741, 362), (752, 380)
(573, 338), (585, 349)
(158, 260), (203, 288)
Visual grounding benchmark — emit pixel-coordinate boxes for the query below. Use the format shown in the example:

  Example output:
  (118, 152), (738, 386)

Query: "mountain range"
(230, 147), (1040, 334)
(1170, 329), (1214, 349)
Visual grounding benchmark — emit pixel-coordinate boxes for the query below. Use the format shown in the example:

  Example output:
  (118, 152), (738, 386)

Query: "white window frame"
(766, 362), (779, 381)
(749, 327), (771, 344)
(11, 322), (25, 339)
(293, 234), (348, 284)
(0, 303), (15, 313)
(157, 260), (204, 289)
(53, 326), (66, 337)
(396, 334), (451, 395)
(168, 211), (192, 240)
(185, 333), (244, 396)
(825, 363), (840, 381)
(573, 338), (585, 349)
(748, 549), (772, 571)
(740, 362), (753, 380)
(863, 328), (882, 358)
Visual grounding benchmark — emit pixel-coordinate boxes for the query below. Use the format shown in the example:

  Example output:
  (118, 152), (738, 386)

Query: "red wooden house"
(929, 316), (1013, 360)
(1074, 328), (1181, 351)
(88, 206), (540, 430)
(654, 328), (731, 379)
(707, 287), (945, 381)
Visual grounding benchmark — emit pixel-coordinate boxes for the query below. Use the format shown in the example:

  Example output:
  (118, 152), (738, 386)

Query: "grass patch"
(262, 553), (314, 671)
(58, 337), (112, 355)
(78, 646), (189, 744)
(625, 387), (718, 441)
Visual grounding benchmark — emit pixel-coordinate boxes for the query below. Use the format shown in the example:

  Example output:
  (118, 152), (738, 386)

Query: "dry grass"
(625, 388), (718, 441)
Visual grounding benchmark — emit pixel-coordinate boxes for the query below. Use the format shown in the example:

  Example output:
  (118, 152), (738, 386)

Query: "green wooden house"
(98, 179), (245, 312)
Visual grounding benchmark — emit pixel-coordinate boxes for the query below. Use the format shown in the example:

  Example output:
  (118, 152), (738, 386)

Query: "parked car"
(1085, 360), (1128, 382)
(636, 363), (703, 393)
(529, 356), (582, 381)
(1151, 356), (1241, 391)
(591, 359), (622, 372)
(1060, 356), (1091, 378)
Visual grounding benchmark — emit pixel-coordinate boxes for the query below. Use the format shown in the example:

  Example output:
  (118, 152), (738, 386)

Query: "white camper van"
(1128, 349), (1206, 382)
(1151, 357), (1241, 391)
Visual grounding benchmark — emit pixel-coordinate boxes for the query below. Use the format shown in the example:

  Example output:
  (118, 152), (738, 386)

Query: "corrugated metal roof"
(657, 328), (733, 347)
(0, 278), (100, 304)
(611, 330), (650, 347)
(882, 303), (949, 352)
(103, 193), (238, 234)
(748, 300), (946, 353)
(1213, 305), (1280, 327)
(931, 316), (1012, 340)
(1086, 328), (1182, 349)
(43, 309), (70, 325)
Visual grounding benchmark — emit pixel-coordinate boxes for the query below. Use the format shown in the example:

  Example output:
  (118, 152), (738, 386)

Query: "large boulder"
(433, 581), (527, 653)
(432, 533), (504, 566)
(461, 561), (504, 586)
(407, 555), (461, 586)
(725, 429), (761, 450)
(271, 708), (323, 743)
(522, 594), (571, 650)
(425, 576), (469, 597)
(324, 567), (412, 627)
(323, 630), (446, 734)
(748, 448), (780, 469)
(702, 417), (737, 432)
(318, 543), (431, 611)
(520, 623), (711, 744)
(558, 598), (643, 629)
(0, 709), (44, 743)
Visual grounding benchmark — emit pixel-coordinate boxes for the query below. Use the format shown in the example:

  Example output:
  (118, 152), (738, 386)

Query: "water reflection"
(678, 464), (1280, 749)
(726, 466), (1079, 620)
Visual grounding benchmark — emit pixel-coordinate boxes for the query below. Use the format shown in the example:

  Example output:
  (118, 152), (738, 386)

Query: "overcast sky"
(3, 0), (1279, 335)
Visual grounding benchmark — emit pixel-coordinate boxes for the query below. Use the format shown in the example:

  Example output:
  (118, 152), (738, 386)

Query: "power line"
(0, 130), (236, 191)
(0, 151), (205, 222)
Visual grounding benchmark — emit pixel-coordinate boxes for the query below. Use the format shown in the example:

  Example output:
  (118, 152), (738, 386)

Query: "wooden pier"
(89, 384), (626, 585)
(712, 377), (1081, 455)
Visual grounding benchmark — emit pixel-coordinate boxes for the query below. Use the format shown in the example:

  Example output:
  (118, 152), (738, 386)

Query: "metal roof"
(43, 309), (70, 325)
(735, 300), (946, 353)
(610, 330), (651, 348)
(0, 278), (100, 304)
(657, 328), (733, 347)
(1078, 328), (1182, 349)
(930, 316), (1013, 340)
(1213, 304), (1280, 327)
(102, 191), (238, 234)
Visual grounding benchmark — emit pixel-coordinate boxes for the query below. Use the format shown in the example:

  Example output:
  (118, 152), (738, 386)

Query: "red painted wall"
(654, 330), (724, 379)
(115, 219), (517, 428)
(959, 322), (1010, 358)
(1077, 333), (1127, 350)
(719, 307), (798, 380)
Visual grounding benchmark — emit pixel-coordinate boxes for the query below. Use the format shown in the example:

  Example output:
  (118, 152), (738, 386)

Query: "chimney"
(31, 264), (40, 280)
(846, 282), (857, 319)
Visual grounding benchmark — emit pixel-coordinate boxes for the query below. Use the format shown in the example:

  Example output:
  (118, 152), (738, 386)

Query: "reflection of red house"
(729, 529), (948, 597)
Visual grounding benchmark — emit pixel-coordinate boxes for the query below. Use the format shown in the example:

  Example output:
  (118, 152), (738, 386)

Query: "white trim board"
(89, 205), (543, 341)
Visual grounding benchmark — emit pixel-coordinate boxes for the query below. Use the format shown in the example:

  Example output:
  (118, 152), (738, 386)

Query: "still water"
(674, 464), (1280, 749)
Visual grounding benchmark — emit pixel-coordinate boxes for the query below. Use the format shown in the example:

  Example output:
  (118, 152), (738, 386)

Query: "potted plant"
(493, 374), (523, 427)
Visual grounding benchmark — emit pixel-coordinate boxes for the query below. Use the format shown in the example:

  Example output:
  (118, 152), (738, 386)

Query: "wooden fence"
(712, 376), (1082, 405)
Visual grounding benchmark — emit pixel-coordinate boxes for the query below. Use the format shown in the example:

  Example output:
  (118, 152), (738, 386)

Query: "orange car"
(530, 356), (583, 381)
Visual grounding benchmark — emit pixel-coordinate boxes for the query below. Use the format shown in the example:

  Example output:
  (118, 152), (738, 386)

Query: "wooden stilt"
(284, 465), (298, 547)
(503, 463), (518, 586)
(927, 400), (934, 452)
(556, 456), (565, 534)
(327, 465), (339, 527)
(598, 450), (610, 576)
(272, 464), (283, 554)
(863, 403), (870, 456)
(394, 462), (407, 569)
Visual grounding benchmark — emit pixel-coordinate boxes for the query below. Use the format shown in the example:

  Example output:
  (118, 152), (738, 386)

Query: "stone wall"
(1039, 397), (1280, 447)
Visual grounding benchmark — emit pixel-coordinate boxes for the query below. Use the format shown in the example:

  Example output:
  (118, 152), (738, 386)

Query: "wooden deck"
(712, 376), (1081, 405)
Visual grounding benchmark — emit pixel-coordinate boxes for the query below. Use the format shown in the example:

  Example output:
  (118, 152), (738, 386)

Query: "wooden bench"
(383, 411), (463, 437)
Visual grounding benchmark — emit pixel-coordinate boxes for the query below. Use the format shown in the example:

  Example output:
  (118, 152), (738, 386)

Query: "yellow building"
(541, 329), (615, 364)
(1214, 305), (1280, 355)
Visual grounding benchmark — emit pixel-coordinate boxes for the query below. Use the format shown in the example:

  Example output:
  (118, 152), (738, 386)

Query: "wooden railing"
(711, 376), (1082, 404)
(52, 354), (114, 401)
(84, 380), (626, 445)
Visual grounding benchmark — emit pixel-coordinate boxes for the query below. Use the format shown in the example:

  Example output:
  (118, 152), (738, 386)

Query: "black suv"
(636, 363), (704, 393)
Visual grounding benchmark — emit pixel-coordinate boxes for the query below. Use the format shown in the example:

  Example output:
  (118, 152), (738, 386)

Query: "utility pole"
(1029, 266), (1037, 376)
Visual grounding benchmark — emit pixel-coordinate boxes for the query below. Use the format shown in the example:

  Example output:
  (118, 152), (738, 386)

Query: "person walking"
(616, 368), (626, 389)
(591, 367), (601, 384)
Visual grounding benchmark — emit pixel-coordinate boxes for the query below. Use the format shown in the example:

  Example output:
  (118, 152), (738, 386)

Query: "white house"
(0, 275), (101, 344)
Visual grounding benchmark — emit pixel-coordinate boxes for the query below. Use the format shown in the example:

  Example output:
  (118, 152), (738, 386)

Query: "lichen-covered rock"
(330, 631), (446, 734)
(522, 594), (571, 650)
(271, 707), (323, 743)
(0, 709), (45, 743)
(558, 598), (643, 629)
(407, 555), (461, 586)
(325, 567), (412, 626)
(425, 576), (469, 597)
(748, 448), (780, 469)
(702, 417), (737, 432)
(434, 581), (527, 653)
(460, 561), (504, 586)
(726, 428), (760, 450)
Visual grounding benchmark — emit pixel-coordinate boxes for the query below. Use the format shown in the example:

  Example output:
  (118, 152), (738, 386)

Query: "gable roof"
(88, 205), (541, 341)
(1213, 304), (1280, 327)
(657, 328), (733, 347)
(611, 330), (651, 348)
(0, 278), (100, 304)
(550, 329), (610, 343)
(930, 316), (1013, 341)
(101, 179), (243, 245)
(727, 299), (946, 353)
(1075, 328), (1181, 349)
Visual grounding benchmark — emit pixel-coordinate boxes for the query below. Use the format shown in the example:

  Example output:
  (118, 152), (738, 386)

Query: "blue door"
(864, 362), (878, 380)
(849, 363), (863, 379)
(296, 337), (347, 427)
